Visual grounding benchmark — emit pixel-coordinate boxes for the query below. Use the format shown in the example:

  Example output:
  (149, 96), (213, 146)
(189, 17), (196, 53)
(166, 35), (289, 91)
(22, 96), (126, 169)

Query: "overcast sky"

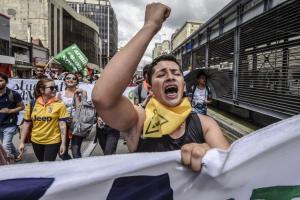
(109, 0), (232, 68)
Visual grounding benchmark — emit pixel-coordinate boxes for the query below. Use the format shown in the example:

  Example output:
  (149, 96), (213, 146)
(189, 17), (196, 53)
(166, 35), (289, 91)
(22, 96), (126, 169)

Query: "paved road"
(13, 127), (232, 164)
(91, 139), (129, 157)
(12, 126), (105, 164)
(12, 106), (255, 164)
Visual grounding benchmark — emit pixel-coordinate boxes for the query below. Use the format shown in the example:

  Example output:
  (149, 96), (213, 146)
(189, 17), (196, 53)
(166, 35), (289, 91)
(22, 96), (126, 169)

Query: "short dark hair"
(75, 71), (83, 77)
(0, 72), (9, 83)
(147, 54), (182, 85)
(196, 71), (207, 79)
(142, 64), (150, 78)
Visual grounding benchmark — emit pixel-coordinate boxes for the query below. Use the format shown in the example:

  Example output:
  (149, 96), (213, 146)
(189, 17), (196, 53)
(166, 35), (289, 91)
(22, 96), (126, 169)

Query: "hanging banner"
(0, 115), (300, 199)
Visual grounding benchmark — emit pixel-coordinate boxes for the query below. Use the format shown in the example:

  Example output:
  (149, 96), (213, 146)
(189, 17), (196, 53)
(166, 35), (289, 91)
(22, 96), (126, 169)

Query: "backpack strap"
(138, 84), (143, 103)
(205, 86), (212, 100)
(191, 85), (197, 103)
(7, 88), (16, 104)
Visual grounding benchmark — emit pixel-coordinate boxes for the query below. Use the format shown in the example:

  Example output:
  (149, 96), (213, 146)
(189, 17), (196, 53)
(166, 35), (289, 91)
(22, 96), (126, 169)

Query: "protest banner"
(7, 79), (93, 103)
(7, 79), (135, 124)
(0, 114), (300, 199)
(54, 44), (89, 76)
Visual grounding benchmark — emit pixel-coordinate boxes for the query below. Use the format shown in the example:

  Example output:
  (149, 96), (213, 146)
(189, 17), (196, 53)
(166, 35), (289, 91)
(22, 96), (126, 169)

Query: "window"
(51, 4), (54, 56)
(0, 39), (9, 56)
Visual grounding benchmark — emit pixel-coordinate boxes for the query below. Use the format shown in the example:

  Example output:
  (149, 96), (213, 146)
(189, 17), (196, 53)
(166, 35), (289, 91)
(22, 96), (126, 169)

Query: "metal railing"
(172, 0), (300, 119)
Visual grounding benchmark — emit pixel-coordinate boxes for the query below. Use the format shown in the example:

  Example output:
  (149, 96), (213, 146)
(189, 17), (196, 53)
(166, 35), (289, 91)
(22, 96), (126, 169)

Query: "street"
(12, 106), (258, 164)
(13, 126), (129, 164)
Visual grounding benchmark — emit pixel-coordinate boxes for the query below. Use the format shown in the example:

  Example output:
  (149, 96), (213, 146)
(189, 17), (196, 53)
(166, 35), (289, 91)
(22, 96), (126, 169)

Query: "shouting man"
(92, 3), (229, 171)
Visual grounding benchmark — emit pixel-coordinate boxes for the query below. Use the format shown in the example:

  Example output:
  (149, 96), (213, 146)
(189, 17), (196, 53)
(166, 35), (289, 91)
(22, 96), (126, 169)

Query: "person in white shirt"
(57, 73), (87, 159)
(189, 71), (212, 115)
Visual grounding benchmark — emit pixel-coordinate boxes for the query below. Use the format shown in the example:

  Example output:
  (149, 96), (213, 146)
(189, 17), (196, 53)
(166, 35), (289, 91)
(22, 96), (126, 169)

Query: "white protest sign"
(0, 115), (300, 199)
(7, 79), (136, 124)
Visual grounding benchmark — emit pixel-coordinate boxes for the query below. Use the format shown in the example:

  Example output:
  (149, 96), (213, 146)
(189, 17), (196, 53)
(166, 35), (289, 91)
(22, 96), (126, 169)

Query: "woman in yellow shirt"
(18, 79), (69, 162)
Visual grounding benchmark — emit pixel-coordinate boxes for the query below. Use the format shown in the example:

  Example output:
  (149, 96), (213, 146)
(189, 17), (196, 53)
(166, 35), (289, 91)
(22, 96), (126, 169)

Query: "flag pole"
(44, 57), (56, 79)
(45, 57), (55, 69)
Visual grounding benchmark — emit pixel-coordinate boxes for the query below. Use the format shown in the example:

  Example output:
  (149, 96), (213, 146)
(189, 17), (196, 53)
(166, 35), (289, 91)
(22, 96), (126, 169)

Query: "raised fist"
(144, 3), (171, 32)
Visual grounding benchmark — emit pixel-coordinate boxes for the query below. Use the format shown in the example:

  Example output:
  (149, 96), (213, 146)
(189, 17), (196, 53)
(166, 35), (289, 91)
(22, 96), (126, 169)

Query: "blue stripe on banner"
(0, 178), (54, 200)
(106, 173), (173, 200)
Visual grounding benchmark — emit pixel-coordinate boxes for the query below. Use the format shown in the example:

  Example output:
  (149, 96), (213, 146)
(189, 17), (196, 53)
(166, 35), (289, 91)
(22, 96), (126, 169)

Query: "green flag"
(54, 44), (88, 75)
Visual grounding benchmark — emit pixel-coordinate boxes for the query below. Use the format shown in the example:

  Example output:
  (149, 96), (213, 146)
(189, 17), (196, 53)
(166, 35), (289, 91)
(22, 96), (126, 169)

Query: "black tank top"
(136, 113), (205, 152)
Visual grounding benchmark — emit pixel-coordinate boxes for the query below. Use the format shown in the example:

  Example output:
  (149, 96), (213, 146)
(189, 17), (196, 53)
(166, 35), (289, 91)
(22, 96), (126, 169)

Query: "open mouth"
(164, 85), (178, 97)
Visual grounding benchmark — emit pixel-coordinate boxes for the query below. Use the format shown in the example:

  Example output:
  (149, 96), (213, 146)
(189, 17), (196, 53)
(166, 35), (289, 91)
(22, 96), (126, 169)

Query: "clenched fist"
(181, 143), (210, 172)
(144, 3), (171, 32)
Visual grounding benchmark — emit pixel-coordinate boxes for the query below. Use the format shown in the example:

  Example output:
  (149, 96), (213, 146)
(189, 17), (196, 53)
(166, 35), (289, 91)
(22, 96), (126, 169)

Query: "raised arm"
(92, 3), (171, 131)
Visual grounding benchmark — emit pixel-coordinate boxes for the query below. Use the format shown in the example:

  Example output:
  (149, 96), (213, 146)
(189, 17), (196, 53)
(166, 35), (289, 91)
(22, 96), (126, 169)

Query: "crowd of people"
(0, 3), (229, 173)
(0, 64), (117, 164)
(32, 62), (100, 84)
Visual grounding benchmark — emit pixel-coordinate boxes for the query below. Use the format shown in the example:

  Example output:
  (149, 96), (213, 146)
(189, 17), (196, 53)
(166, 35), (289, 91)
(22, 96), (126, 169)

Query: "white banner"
(7, 79), (135, 124)
(7, 79), (95, 125)
(7, 78), (94, 103)
(8, 79), (136, 104)
(0, 115), (300, 199)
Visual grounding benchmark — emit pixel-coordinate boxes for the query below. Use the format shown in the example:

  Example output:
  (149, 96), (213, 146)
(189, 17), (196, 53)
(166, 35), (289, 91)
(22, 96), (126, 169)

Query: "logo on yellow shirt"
(33, 116), (52, 122)
(47, 107), (53, 113)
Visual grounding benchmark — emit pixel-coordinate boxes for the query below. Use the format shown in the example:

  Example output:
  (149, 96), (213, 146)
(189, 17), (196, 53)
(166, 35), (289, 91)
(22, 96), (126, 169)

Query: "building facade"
(11, 38), (32, 78)
(67, 0), (118, 67)
(152, 43), (162, 60)
(152, 40), (171, 59)
(171, 0), (300, 124)
(0, 0), (100, 67)
(161, 40), (171, 55)
(0, 13), (15, 76)
(171, 21), (202, 51)
(11, 38), (49, 78)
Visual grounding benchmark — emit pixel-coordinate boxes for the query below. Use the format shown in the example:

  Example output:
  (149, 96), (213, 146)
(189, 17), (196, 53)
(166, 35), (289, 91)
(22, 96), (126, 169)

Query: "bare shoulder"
(121, 105), (146, 152)
(197, 114), (229, 149)
(198, 114), (220, 133)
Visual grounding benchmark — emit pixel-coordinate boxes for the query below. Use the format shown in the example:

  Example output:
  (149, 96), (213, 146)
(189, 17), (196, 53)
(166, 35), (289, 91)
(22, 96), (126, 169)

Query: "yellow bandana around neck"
(143, 97), (192, 138)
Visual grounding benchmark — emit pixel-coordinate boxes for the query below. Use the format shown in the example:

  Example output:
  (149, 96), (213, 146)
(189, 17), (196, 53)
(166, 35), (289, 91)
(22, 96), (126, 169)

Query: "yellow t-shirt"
(23, 97), (69, 144)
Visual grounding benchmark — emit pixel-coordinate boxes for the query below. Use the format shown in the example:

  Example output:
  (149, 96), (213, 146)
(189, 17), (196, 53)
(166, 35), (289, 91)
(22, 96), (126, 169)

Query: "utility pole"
(27, 0), (31, 43)
(27, 0), (33, 76)
(107, 1), (110, 63)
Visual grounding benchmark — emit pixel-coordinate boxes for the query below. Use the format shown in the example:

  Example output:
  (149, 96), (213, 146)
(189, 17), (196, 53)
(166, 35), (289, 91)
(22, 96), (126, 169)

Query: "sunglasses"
(65, 77), (77, 81)
(45, 85), (58, 91)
